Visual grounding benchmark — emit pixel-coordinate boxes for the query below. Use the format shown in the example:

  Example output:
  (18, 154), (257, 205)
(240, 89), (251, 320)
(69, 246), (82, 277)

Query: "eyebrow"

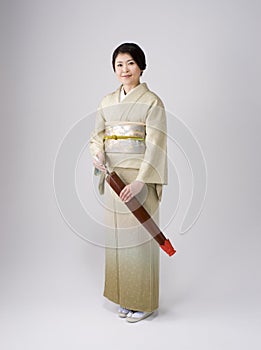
(115, 59), (134, 63)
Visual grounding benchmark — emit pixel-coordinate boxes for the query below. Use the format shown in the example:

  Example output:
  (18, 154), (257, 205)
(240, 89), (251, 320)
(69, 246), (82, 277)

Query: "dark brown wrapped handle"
(106, 171), (176, 257)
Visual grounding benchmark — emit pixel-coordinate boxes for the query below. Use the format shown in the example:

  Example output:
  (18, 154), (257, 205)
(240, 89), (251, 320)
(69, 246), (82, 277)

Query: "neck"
(123, 82), (140, 94)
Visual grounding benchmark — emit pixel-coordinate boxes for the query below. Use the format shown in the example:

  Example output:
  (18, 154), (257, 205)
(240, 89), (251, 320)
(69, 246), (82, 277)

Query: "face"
(114, 53), (142, 88)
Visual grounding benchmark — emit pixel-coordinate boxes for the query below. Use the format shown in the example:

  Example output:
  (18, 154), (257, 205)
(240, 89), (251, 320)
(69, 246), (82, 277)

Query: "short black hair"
(112, 43), (147, 75)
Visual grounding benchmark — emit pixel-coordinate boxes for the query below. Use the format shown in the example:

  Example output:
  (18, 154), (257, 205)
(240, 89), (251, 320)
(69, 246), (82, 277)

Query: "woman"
(89, 43), (168, 323)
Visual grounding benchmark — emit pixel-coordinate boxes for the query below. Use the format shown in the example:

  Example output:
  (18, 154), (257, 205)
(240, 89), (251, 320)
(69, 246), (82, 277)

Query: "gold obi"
(104, 122), (146, 154)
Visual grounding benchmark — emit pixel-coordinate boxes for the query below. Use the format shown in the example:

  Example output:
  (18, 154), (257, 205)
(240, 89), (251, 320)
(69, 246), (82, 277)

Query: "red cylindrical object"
(106, 171), (176, 257)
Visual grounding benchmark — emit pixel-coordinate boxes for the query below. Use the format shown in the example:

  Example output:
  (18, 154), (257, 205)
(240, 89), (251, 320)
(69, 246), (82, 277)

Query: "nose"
(122, 63), (129, 72)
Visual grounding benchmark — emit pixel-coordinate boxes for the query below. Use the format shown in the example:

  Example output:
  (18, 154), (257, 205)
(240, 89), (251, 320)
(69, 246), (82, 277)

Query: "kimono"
(89, 82), (168, 312)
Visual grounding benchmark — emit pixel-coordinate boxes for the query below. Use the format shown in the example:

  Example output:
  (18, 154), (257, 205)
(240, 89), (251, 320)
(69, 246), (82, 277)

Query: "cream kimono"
(90, 82), (168, 312)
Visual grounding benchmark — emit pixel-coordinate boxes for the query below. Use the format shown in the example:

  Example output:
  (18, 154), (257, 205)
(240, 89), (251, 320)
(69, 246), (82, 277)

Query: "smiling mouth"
(122, 75), (131, 78)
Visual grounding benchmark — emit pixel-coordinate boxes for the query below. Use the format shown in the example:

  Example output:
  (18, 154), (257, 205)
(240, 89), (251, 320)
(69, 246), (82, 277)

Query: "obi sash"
(104, 122), (146, 154)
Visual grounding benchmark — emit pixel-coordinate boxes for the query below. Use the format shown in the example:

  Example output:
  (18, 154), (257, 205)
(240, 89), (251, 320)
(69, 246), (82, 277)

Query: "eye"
(116, 63), (122, 67)
(129, 61), (135, 65)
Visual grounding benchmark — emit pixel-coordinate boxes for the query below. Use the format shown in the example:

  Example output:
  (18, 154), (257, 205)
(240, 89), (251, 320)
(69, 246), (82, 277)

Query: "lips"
(122, 75), (131, 78)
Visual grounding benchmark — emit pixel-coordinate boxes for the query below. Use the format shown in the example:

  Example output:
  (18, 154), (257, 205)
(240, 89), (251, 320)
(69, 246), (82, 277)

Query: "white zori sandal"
(118, 307), (133, 318)
(126, 311), (153, 323)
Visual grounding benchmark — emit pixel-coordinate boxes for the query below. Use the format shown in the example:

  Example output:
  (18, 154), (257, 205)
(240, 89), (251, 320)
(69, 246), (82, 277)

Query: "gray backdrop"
(1, 0), (260, 349)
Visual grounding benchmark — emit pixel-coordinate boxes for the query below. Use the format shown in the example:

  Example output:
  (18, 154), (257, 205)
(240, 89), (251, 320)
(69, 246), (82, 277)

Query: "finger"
(120, 185), (130, 197)
(121, 188), (132, 201)
(120, 190), (131, 202)
(120, 191), (128, 201)
(123, 194), (133, 203)
(121, 188), (129, 197)
(93, 157), (104, 166)
(93, 160), (100, 167)
(93, 158), (105, 167)
(93, 162), (106, 172)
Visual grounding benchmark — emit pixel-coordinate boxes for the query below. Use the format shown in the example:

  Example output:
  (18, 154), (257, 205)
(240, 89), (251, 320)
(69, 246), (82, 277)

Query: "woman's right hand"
(93, 151), (106, 172)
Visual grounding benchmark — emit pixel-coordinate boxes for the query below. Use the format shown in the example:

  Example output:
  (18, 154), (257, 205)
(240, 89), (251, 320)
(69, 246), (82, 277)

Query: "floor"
(1, 284), (259, 350)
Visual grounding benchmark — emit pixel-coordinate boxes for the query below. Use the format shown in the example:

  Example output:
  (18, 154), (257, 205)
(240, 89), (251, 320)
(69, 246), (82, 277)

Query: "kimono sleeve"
(89, 103), (106, 194)
(135, 100), (168, 187)
(89, 103), (105, 158)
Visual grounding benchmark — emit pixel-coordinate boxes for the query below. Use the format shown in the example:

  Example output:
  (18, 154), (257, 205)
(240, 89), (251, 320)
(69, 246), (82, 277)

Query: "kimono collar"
(117, 82), (149, 103)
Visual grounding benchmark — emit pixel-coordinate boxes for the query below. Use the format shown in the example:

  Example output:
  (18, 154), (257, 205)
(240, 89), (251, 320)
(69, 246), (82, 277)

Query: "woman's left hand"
(120, 180), (145, 203)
